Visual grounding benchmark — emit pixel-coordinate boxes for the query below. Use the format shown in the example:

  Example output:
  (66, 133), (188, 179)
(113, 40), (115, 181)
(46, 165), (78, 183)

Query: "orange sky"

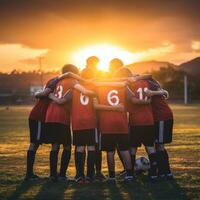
(0, 0), (199, 72)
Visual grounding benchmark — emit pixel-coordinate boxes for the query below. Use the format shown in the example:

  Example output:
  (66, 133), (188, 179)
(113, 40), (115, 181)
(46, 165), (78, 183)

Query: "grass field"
(0, 104), (200, 200)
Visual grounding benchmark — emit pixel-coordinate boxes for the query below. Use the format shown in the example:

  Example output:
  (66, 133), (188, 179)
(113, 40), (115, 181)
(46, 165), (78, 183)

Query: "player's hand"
(162, 89), (169, 99)
(48, 93), (54, 99)
(34, 90), (43, 98)
(116, 104), (124, 112)
(127, 77), (136, 83)
(144, 88), (152, 97)
(145, 99), (151, 104)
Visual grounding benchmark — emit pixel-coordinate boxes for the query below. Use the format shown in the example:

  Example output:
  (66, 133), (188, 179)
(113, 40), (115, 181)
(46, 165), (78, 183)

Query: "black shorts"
(29, 119), (45, 144)
(101, 134), (129, 152)
(45, 122), (71, 146)
(73, 129), (97, 146)
(129, 125), (155, 147)
(155, 119), (173, 144)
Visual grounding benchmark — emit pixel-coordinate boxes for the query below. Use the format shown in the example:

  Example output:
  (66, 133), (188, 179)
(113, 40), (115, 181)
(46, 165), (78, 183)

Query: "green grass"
(0, 104), (200, 200)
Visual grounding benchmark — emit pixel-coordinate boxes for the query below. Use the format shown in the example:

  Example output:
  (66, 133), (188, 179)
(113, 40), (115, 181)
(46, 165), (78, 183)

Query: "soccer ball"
(135, 157), (150, 172)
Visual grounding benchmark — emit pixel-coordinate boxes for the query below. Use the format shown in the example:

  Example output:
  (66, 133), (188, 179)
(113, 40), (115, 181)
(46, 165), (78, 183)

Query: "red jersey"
(151, 95), (173, 121)
(97, 86), (128, 134)
(45, 78), (74, 125)
(147, 78), (173, 121)
(128, 80), (154, 126)
(29, 78), (58, 122)
(72, 83), (97, 131)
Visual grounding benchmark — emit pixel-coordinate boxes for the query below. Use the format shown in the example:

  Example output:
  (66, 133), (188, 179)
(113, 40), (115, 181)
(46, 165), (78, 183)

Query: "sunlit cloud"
(191, 41), (200, 51)
(0, 44), (48, 71)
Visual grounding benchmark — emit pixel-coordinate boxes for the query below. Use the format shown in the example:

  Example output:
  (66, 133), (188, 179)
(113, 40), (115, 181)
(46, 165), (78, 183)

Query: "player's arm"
(73, 83), (96, 97)
(127, 74), (152, 83)
(34, 88), (52, 98)
(57, 72), (84, 81)
(48, 90), (72, 104)
(145, 88), (169, 99)
(93, 98), (124, 112)
(94, 81), (127, 87)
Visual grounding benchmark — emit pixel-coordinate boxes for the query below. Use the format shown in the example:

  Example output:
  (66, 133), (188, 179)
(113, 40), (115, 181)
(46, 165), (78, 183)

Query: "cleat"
(95, 172), (106, 181)
(105, 177), (116, 184)
(124, 176), (134, 183)
(25, 174), (40, 181)
(159, 174), (166, 181)
(166, 173), (174, 180)
(149, 175), (158, 183)
(118, 170), (127, 178)
(75, 176), (85, 184)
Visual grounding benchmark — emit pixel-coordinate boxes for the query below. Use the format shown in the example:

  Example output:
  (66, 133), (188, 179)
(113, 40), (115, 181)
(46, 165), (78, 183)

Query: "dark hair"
(62, 64), (79, 74)
(86, 56), (99, 68)
(113, 67), (133, 78)
(80, 68), (95, 79)
(109, 58), (124, 73)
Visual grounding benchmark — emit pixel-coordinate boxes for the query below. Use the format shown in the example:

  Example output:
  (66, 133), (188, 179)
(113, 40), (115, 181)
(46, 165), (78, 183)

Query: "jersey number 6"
(107, 90), (120, 106)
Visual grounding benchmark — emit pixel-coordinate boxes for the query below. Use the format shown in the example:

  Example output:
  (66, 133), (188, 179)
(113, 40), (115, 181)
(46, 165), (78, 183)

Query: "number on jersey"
(107, 90), (120, 106)
(137, 87), (148, 100)
(80, 93), (89, 105)
(55, 85), (63, 99)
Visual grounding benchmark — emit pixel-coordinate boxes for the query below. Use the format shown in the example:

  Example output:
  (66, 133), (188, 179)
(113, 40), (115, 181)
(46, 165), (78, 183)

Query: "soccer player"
(45, 64), (79, 181)
(25, 76), (59, 180)
(85, 56), (106, 180)
(94, 79), (139, 183)
(146, 79), (174, 180)
(128, 77), (168, 182)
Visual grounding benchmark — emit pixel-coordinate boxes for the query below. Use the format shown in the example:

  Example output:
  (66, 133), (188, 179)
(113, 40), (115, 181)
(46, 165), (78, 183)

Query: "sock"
(75, 152), (85, 178)
(131, 154), (136, 174)
(148, 153), (158, 177)
(50, 150), (58, 177)
(109, 170), (115, 178)
(26, 150), (36, 177)
(156, 151), (165, 176)
(95, 148), (102, 173)
(87, 151), (95, 178)
(60, 149), (71, 177)
(163, 150), (172, 175)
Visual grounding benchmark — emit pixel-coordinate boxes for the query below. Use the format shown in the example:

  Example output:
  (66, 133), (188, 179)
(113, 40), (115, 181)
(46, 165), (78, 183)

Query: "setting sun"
(71, 44), (142, 71)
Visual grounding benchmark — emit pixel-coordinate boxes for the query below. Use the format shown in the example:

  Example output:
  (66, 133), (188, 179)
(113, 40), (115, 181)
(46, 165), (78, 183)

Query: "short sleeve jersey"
(128, 80), (154, 126)
(29, 77), (58, 122)
(71, 83), (97, 131)
(45, 78), (74, 125)
(148, 78), (173, 121)
(96, 85), (129, 134)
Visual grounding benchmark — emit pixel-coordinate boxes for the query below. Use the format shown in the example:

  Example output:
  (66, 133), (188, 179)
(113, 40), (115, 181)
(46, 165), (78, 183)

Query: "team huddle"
(25, 56), (174, 184)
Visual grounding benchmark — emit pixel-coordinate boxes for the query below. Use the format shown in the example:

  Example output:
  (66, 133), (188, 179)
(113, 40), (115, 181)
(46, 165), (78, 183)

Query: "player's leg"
(130, 147), (137, 174)
(145, 146), (158, 181)
(25, 119), (41, 180)
(75, 146), (86, 182)
(49, 143), (60, 180)
(155, 143), (173, 179)
(143, 125), (158, 182)
(86, 145), (95, 181)
(95, 130), (105, 180)
(59, 125), (72, 180)
(117, 148), (126, 177)
(59, 145), (71, 180)
(101, 134), (116, 182)
(155, 120), (173, 179)
(117, 135), (133, 182)
(25, 143), (40, 180)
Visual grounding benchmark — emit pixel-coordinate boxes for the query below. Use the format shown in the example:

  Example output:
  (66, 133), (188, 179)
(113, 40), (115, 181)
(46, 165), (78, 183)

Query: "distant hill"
(127, 60), (176, 74)
(179, 57), (200, 76)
